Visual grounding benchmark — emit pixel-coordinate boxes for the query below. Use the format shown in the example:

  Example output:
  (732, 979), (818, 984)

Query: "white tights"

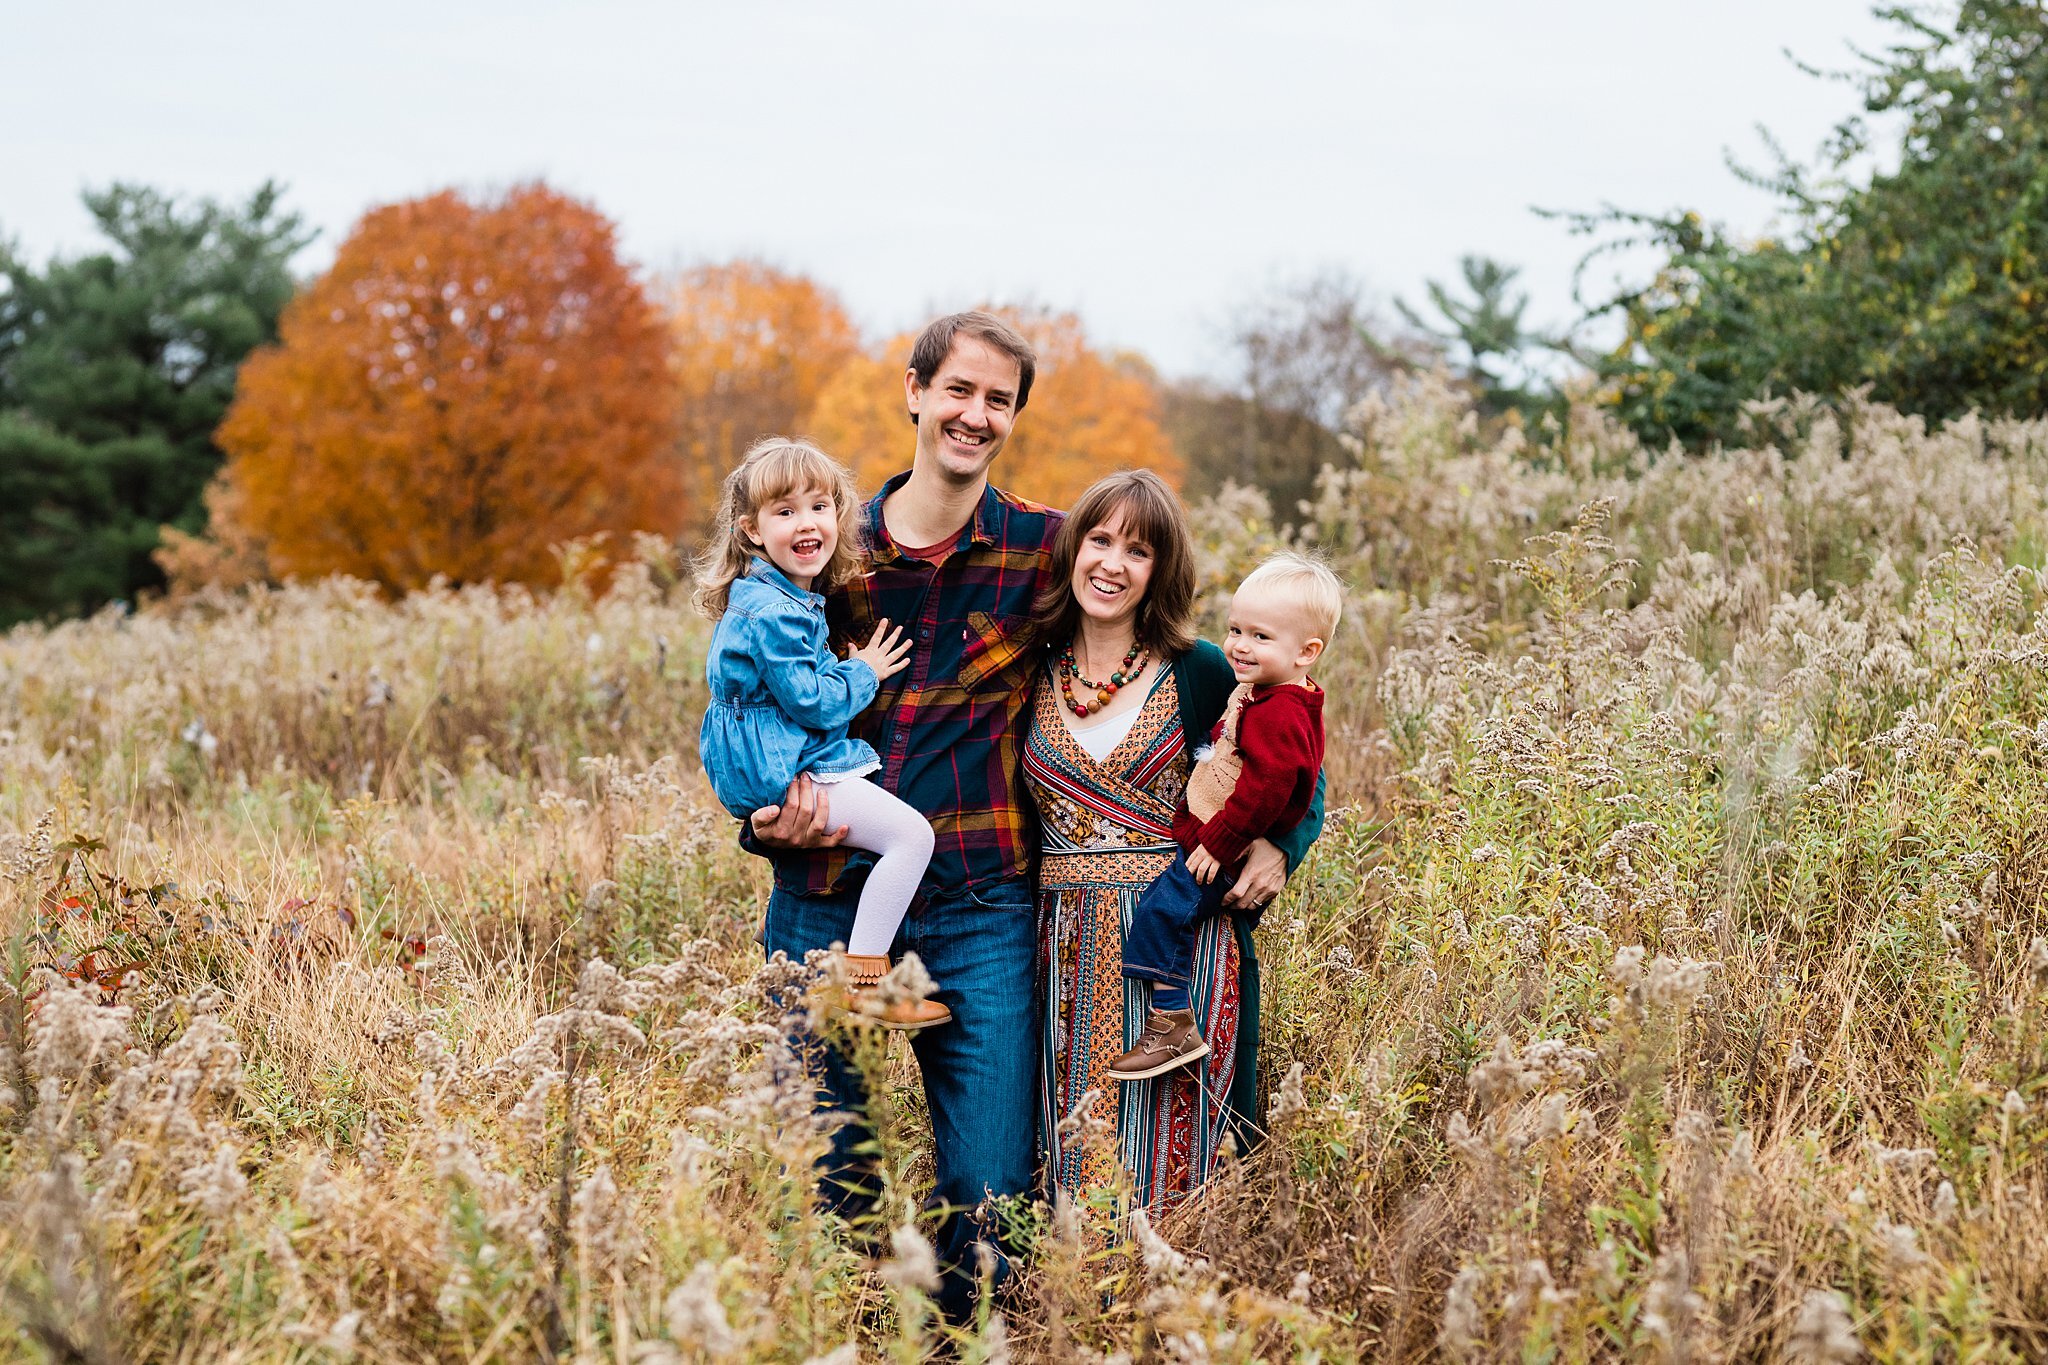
(821, 775), (937, 957)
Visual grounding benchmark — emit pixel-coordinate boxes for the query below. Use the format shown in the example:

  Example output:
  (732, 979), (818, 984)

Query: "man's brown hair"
(1033, 469), (1199, 660)
(905, 311), (1037, 423)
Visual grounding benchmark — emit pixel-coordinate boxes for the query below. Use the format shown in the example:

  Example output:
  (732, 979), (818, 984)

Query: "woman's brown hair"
(1033, 469), (1198, 659)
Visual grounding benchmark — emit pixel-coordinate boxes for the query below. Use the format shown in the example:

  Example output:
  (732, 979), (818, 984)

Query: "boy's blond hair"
(1238, 551), (1343, 642)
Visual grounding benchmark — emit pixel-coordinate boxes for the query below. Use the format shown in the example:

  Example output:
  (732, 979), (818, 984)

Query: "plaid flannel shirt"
(759, 471), (1063, 899)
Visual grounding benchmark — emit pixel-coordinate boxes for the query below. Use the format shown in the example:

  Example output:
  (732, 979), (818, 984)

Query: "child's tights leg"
(825, 777), (937, 957)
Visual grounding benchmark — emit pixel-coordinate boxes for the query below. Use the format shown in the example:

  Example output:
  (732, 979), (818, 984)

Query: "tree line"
(3, 1), (2041, 624)
(1554, 0), (2048, 449)
(0, 184), (1189, 620)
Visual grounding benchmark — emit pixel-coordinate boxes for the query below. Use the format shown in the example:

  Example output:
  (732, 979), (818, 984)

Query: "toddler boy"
(1108, 552), (1336, 1081)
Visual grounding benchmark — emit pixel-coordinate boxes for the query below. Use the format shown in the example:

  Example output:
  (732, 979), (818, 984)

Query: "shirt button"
(919, 627), (933, 641)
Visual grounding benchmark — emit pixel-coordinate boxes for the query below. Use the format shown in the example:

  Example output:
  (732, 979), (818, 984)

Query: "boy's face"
(1223, 583), (1324, 687)
(905, 336), (1022, 486)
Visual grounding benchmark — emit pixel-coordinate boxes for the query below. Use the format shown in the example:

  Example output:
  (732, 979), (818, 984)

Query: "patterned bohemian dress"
(1027, 663), (1243, 1214)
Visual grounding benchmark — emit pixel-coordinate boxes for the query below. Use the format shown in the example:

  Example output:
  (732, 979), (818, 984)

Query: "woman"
(1028, 470), (1322, 1212)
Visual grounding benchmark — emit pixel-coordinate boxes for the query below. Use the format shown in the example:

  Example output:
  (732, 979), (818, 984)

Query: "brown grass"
(4, 380), (2048, 1360)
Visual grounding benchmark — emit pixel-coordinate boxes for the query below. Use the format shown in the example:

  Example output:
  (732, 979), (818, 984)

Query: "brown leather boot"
(839, 953), (952, 1031)
(1106, 1007), (1209, 1080)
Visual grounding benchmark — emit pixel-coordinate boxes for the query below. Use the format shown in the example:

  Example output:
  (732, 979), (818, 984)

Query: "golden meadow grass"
(5, 382), (2048, 1361)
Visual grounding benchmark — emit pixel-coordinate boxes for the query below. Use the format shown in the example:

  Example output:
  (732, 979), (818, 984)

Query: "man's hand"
(1221, 837), (1287, 910)
(1185, 845), (1222, 885)
(748, 774), (850, 851)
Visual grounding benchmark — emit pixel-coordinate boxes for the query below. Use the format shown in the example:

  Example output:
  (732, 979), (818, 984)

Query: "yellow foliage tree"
(804, 308), (1182, 508)
(804, 347), (917, 494)
(666, 262), (861, 539)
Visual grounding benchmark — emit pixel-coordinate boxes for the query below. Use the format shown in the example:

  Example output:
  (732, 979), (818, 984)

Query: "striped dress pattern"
(1027, 665), (1242, 1215)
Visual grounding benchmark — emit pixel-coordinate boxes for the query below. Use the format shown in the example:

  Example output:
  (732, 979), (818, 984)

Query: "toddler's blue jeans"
(1122, 849), (1229, 1012)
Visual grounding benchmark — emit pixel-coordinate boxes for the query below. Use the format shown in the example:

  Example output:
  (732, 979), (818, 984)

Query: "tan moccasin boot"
(839, 953), (952, 1031)
(1106, 1007), (1209, 1080)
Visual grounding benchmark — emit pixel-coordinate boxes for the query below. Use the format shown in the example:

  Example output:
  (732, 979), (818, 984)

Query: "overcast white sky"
(7, 0), (1902, 378)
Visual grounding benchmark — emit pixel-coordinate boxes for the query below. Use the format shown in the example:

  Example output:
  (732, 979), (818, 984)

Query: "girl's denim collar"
(746, 555), (824, 608)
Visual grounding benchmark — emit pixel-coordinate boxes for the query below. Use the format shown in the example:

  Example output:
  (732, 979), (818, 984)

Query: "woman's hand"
(848, 618), (912, 682)
(749, 774), (851, 850)
(1221, 837), (1287, 910)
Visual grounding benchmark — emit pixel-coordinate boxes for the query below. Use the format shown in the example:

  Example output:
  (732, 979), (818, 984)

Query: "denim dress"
(700, 557), (883, 818)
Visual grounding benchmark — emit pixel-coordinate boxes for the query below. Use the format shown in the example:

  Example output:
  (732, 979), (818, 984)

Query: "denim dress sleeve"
(753, 594), (880, 731)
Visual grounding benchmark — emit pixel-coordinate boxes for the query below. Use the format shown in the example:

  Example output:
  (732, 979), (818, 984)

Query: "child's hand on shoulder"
(848, 619), (912, 681)
(1186, 845), (1222, 884)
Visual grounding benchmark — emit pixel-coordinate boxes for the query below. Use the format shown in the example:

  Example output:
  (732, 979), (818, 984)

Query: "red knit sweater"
(1172, 680), (1326, 873)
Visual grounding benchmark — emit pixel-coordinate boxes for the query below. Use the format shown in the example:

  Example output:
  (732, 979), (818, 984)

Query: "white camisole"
(1070, 704), (1142, 762)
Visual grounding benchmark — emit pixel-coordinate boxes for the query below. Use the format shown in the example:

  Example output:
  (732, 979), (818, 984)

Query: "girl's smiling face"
(743, 483), (839, 589)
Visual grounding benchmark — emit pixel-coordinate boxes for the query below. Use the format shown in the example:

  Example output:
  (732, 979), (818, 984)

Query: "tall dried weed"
(6, 383), (2048, 1357)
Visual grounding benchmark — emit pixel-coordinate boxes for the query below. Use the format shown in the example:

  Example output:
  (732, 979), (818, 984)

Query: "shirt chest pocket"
(956, 611), (1036, 691)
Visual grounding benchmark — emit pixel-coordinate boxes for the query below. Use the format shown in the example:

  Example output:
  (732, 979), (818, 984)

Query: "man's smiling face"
(905, 336), (1022, 485)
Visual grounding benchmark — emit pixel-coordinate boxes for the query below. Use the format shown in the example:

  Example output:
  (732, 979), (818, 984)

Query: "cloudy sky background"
(8, 0), (1901, 377)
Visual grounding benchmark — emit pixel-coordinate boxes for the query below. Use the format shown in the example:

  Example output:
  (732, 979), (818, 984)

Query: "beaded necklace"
(1060, 638), (1148, 717)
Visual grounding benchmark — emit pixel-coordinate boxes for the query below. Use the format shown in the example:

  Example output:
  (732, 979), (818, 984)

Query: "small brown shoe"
(1107, 1008), (1209, 1080)
(839, 953), (952, 1031)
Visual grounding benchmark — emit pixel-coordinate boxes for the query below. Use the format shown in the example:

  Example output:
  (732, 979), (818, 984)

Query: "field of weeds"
(6, 381), (2048, 1361)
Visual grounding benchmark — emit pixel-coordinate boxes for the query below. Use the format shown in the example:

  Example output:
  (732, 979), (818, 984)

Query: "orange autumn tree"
(666, 261), (860, 539)
(805, 308), (1182, 507)
(804, 348), (913, 493)
(210, 183), (679, 591)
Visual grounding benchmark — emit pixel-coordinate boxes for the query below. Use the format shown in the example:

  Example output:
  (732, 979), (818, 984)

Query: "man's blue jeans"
(763, 879), (1039, 1321)
(1121, 850), (1228, 1009)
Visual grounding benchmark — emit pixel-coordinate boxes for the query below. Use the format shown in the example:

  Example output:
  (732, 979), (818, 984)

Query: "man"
(747, 311), (1300, 1315)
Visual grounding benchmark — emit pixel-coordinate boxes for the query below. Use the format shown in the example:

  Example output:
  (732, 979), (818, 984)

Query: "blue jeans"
(1122, 850), (1229, 1009)
(763, 878), (1039, 1321)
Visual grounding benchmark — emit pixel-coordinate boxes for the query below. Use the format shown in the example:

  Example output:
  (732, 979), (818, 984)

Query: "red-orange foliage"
(666, 262), (860, 539)
(805, 308), (1182, 508)
(211, 183), (679, 591)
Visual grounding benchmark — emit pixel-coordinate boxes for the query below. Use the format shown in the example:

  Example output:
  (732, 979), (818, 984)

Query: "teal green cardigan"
(1168, 639), (1326, 1151)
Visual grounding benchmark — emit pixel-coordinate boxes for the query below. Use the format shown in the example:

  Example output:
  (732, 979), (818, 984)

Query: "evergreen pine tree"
(1398, 255), (1550, 421)
(0, 182), (310, 624)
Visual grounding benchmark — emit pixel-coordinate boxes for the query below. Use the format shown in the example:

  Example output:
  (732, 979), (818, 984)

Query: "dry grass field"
(6, 380), (2048, 1361)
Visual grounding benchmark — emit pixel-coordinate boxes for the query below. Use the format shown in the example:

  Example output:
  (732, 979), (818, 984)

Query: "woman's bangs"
(1091, 482), (1182, 557)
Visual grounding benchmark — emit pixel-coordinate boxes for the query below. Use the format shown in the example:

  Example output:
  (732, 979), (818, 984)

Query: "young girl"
(694, 437), (948, 1030)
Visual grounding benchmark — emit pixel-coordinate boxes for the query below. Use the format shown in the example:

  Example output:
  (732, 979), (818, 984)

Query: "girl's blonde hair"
(692, 437), (864, 619)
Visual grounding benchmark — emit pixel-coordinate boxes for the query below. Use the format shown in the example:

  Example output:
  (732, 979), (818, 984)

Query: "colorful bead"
(1058, 637), (1149, 718)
